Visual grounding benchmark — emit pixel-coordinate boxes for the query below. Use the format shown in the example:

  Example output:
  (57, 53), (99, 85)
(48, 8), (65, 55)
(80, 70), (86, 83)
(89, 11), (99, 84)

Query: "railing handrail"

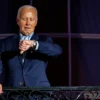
(3, 86), (100, 91)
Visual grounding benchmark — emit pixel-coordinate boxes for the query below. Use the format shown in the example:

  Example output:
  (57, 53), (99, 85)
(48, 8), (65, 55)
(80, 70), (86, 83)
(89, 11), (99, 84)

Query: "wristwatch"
(33, 40), (37, 49)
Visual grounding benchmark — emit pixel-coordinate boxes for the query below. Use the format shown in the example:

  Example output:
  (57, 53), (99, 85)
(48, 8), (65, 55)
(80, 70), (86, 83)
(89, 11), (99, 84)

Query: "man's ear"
(16, 18), (19, 25)
(35, 18), (38, 26)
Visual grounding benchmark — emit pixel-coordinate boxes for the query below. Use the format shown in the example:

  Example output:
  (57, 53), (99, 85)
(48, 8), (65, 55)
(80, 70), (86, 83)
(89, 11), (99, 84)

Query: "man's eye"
(21, 18), (35, 21)
(21, 18), (27, 21)
(30, 19), (35, 21)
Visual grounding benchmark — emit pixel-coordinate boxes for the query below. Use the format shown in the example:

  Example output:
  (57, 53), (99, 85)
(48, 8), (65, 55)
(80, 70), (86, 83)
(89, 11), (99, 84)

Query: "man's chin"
(21, 32), (32, 36)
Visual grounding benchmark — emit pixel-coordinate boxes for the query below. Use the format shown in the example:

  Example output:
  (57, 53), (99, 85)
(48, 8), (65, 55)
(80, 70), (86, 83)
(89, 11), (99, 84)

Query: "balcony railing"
(0, 86), (100, 100)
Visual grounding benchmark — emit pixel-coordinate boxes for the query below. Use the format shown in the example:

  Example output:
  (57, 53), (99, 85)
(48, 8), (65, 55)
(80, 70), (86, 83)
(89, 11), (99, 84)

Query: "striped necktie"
(21, 36), (30, 64)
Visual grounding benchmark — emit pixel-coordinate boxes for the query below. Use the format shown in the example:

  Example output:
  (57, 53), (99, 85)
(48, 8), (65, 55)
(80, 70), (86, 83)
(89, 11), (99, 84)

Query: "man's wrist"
(31, 40), (39, 50)
(33, 40), (37, 49)
(31, 40), (36, 48)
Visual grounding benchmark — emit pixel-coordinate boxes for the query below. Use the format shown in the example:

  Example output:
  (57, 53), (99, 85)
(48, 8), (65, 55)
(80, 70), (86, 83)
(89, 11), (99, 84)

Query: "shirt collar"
(20, 32), (34, 40)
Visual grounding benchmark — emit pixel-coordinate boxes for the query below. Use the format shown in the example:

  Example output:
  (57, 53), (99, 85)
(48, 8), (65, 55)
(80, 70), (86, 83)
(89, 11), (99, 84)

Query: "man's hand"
(0, 84), (3, 94)
(19, 40), (36, 54)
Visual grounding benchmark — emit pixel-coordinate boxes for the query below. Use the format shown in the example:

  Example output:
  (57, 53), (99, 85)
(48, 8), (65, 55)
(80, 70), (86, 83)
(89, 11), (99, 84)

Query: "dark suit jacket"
(0, 34), (62, 87)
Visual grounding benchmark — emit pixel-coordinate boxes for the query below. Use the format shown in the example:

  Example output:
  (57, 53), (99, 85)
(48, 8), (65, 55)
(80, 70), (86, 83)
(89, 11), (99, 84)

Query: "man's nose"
(26, 19), (30, 25)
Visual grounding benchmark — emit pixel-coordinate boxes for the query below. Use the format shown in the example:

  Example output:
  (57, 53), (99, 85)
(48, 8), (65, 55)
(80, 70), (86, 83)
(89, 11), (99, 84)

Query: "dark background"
(0, 0), (68, 86)
(0, 0), (67, 33)
(1, 0), (100, 86)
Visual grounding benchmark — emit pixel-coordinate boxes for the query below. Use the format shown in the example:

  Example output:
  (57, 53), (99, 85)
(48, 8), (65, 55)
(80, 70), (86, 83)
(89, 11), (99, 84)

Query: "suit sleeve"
(0, 39), (5, 84)
(0, 60), (3, 84)
(36, 37), (62, 56)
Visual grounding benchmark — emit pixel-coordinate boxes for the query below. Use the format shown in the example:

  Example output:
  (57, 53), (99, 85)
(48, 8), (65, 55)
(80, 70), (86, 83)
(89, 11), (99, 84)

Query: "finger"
(20, 50), (24, 54)
(19, 44), (27, 49)
(0, 84), (3, 94)
(19, 46), (28, 54)
(19, 45), (27, 48)
(24, 40), (31, 45)
(19, 47), (26, 51)
(19, 42), (29, 47)
(19, 40), (26, 45)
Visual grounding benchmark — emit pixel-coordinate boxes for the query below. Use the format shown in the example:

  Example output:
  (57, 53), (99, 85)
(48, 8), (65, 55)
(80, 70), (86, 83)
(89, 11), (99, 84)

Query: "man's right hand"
(19, 40), (36, 54)
(0, 84), (3, 94)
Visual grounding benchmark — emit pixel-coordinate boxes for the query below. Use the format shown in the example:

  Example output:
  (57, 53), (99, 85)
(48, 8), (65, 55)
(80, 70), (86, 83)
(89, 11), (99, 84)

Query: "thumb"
(20, 50), (24, 54)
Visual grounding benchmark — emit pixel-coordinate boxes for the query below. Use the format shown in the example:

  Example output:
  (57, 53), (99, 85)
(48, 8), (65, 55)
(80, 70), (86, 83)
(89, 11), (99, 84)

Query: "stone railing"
(0, 86), (100, 100)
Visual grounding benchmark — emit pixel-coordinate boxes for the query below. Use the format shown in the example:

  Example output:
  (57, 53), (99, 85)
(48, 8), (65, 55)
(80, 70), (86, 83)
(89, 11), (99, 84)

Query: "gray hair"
(17, 5), (38, 18)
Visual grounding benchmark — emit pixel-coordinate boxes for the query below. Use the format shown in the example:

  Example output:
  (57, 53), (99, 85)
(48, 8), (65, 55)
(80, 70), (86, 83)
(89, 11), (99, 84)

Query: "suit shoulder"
(38, 35), (52, 41)
(0, 34), (18, 43)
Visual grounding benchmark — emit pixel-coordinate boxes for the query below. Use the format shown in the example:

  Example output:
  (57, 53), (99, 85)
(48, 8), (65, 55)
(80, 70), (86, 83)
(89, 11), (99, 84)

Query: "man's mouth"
(25, 27), (31, 29)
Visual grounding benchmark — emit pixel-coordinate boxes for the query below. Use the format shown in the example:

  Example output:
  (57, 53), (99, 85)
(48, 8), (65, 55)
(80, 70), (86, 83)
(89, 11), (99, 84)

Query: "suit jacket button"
(19, 82), (23, 85)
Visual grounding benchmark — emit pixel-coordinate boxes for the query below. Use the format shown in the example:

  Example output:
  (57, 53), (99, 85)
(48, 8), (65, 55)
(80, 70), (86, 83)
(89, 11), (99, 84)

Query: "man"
(0, 5), (62, 94)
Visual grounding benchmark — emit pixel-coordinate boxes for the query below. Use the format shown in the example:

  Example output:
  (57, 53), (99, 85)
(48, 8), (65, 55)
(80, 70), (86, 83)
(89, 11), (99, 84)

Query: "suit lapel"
(12, 34), (24, 67)
(30, 34), (39, 40)
(12, 34), (19, 51)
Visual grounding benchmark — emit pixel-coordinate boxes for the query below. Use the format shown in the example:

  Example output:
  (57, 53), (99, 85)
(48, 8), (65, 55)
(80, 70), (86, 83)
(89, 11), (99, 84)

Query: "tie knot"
(21, 36), (30, 41)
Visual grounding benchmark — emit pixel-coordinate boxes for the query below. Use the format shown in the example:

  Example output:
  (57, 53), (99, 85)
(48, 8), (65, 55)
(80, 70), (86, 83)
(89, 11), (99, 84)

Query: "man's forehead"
(20, 9), (36, 16)
(21, 8), (36, 13)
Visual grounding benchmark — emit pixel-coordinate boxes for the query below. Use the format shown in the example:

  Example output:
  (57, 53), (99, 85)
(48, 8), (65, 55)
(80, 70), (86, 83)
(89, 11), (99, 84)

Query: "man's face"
(17, 8), (38, 36)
